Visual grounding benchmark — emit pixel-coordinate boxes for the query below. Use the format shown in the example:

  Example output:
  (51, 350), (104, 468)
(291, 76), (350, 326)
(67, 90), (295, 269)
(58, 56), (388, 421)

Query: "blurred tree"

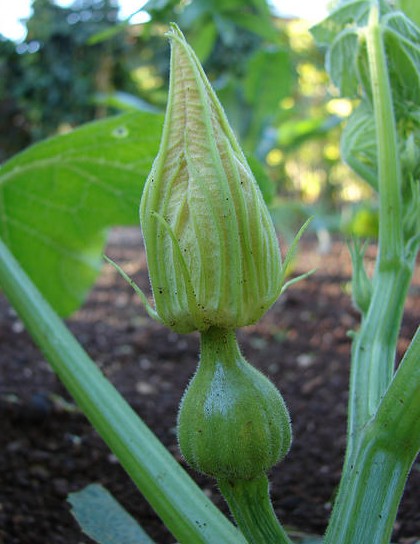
(0, 37), (31, 163)
(0, 0), (139, 158)
(139, 0), (296, 155)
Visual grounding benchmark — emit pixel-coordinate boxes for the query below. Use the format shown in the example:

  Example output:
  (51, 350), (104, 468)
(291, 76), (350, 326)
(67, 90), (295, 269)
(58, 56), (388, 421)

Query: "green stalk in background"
(347, 4), (407, 449)
(318, 3), (420, 542)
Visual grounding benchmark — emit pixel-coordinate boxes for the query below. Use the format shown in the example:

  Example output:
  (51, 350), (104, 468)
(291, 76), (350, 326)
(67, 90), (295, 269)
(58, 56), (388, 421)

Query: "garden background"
(0, 1), (419, 542)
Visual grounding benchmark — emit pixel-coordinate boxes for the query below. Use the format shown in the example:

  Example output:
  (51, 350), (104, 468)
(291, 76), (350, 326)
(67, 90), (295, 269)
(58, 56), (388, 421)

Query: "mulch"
(0, 229), (419, 543)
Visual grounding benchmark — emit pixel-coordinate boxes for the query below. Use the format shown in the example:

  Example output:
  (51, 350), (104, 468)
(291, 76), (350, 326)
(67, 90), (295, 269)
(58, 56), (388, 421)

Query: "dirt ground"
(0, 228), (419, 544)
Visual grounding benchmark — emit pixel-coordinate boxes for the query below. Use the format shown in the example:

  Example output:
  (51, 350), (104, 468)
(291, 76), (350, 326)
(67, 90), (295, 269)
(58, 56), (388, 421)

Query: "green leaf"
(0, 111), (163, 316)
(277, 115), (342, 150)
(87, 20), (130, 45)
(217, 76), (250, 139)
(243, 46), (294, 150)
(341, 102), (378, 189)
(310, 0), (370, 46)
(188, 19), (217, 62)
(398, 0), (420, 28)
(383, 12), (420, 104)
(94, 91), (162, 113)
(244, 47), (293, 112)
(326, 28), (360, 96)
(68, 484), (155, 544)
(233, 12), (279, 42)
(246, 154), (275, 204)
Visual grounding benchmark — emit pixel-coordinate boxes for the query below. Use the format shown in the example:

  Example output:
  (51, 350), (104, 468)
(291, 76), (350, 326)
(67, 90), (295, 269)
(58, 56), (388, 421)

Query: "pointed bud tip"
(165, 22), (185, 42)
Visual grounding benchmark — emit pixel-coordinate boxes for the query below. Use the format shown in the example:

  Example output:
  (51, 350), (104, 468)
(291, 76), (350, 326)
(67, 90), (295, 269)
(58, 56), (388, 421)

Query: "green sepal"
(103, 254), (162, 324)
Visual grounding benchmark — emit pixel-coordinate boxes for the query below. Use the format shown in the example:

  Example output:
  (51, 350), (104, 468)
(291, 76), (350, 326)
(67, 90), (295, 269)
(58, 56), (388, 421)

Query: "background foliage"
(0, 0), (369, 217)
(3, 0), (416, 315)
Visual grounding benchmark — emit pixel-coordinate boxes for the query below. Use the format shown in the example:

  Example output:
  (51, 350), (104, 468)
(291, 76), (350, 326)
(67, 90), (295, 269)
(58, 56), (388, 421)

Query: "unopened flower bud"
(140, 24), (282, 333)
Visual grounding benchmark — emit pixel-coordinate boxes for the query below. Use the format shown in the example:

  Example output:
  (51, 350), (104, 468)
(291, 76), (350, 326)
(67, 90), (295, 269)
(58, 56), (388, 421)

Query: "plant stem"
(218, 475), (293, 544)
(347, 265), (411, 452)
(325, 329), (420, 543)
(366, 4), (403, 265)
(326, 6), (419, 542)
(375, 327), (420, 456)
(347, 1), (407, 454)
(324, 426), (414, 544)
(0, 238), (246, 544)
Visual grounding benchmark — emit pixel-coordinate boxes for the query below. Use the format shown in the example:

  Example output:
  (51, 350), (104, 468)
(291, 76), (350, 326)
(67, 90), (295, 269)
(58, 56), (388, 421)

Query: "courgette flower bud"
(140, 24), (282, 333)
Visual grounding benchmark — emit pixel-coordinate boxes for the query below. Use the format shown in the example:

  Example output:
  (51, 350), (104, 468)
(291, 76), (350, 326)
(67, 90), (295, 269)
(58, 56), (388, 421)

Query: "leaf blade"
(68, 483), (156, 544)
(0, 111), (163, 315)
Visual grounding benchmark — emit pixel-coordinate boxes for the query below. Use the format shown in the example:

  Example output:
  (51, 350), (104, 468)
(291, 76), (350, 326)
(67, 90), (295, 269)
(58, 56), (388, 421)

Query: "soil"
(0, 228), (419, 544)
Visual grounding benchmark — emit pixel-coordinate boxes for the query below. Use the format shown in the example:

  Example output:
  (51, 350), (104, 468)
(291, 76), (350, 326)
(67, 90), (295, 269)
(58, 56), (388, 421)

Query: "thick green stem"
(324, 428), (414, 544)
(0, 238), (246, 544)
(375, 327), (420, 455)
(218, 475), (293, 544)
(347, 1), (408, 454)
(347, 265), (412, 451)
(325, 329), (420, 544)
(326, 6), (418, 542)
(366, 4), (403, 264)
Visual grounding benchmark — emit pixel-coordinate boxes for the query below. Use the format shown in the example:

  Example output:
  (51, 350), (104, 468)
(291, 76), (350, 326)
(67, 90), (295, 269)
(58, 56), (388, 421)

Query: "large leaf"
(0, 111), (163, 316)
(68, 484), (155, 544)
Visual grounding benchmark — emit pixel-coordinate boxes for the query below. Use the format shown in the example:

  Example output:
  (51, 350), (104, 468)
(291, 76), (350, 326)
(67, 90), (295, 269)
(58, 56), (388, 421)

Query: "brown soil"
(0, 229), (419, 544)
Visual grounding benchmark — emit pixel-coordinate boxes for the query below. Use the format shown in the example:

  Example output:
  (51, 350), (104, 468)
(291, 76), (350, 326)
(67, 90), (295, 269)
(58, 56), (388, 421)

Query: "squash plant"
(0, 1), (419, 542)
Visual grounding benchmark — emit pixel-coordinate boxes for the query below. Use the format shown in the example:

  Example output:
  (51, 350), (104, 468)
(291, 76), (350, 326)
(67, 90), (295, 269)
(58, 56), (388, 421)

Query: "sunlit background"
(1, 0), (331, 41)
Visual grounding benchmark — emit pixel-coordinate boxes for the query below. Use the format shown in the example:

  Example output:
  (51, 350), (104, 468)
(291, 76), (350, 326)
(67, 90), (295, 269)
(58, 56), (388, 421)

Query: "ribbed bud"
(140, 24), (282, 333)
(177, 329), (292, 480)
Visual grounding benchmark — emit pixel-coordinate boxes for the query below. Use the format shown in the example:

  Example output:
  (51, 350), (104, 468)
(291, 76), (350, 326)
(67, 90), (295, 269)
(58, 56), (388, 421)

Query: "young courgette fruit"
(178, 328), (292, 480)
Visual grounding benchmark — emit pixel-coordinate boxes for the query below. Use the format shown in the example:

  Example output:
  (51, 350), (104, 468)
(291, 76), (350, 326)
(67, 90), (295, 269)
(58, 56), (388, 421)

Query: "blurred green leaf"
(68, 483), (155, 544)
(244, 47), (293, 111)
(87, 20), (130, 45)
(244, 46), (294, 150)
(383, 12), (420, 104)
(94, 91), (162, 113)
(189, 19), (217, 62)
(342, 204), (379, 238)
(233, 12), (279, 41)
(246, 154), (275, 204)
(341, 102), (378, 189)
(398, 0), (420, 27)
(217, 76), (250, 138)
(270, 201), (313, 242)
(278, 116), (342, 149)
(0, 112), (163, 316)
(310, 0), (370, 46)
(326, 28), (360, 96)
